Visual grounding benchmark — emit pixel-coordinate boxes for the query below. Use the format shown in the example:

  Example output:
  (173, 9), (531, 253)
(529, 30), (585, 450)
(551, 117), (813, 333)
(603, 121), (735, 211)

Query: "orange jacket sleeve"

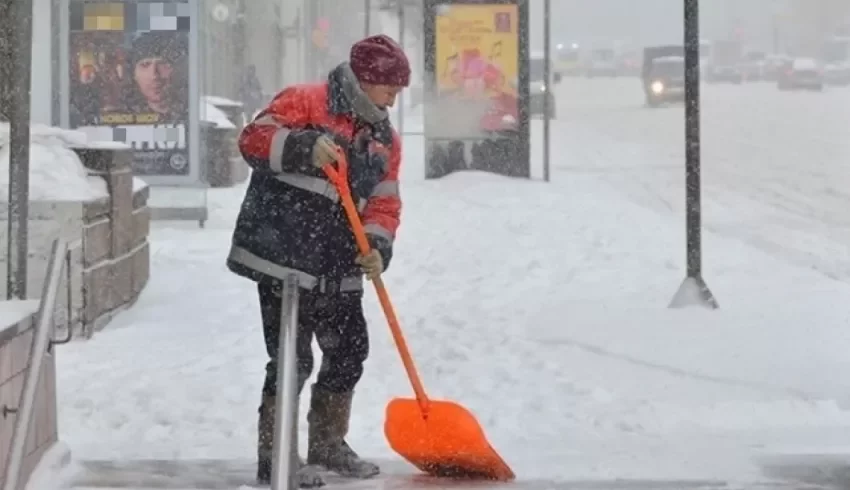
(238, 86), (321, 174)
(361, 132), (402, 269)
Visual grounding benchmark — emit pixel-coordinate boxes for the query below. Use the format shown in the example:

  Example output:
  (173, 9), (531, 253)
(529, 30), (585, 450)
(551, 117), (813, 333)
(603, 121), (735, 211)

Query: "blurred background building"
(198, 0), (427, 104)
(545, 0), (850, 54)
(197, 0), (371, 103)
(22, 0), (850, 127)
(785, 0), (850, 53)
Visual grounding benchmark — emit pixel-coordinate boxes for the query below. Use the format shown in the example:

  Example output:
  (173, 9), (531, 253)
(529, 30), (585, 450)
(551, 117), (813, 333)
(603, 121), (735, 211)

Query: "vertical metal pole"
(771, 14), (778, 53)
(517, 0), (531, 179)
(233, 0), (247, 101)
(397, 0), (405, 135)
(51, 0), (62, 126)
(305, 0), (316, 80)
(542, 0), (551, 183)
(271, 274), (300, 490)
(296, 3), (305, 83)
(189, 0), (205, 225)
(59, 0), (71, 129)
(364, 0), (371, 36)
(683, 0), (701, 280)
(670, 0), (717, 309)
(422, 0), (434, 180)
(1, 0), (34, 299)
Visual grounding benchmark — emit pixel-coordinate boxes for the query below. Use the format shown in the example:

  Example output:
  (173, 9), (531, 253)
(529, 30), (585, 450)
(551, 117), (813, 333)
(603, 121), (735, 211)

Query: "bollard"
(271, 274), (300, 490)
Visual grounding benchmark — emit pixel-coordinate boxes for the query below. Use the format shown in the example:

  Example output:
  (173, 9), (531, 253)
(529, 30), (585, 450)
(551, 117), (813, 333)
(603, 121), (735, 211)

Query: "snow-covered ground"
(553, 78), (850, 282)
(0, 123), (108, 201)
(48, 80), (850, 490)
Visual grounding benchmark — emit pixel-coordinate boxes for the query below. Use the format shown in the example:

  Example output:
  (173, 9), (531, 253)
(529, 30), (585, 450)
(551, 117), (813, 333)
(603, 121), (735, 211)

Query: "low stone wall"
(0, 147), (151, 337)
(76, 148), (151, 334)
(0, 301), (56, 490)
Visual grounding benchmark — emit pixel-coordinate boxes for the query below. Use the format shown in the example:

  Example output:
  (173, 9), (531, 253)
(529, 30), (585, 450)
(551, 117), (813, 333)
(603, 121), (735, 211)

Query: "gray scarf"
(337, 62), (389, 124)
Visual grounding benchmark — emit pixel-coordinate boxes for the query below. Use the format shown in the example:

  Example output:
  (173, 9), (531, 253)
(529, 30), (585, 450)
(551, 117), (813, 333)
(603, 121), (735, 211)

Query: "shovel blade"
(384, 398), (515, 481)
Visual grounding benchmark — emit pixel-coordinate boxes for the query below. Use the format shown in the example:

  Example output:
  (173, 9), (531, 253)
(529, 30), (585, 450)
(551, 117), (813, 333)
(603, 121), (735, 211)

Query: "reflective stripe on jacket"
(227, 64), (402, 290)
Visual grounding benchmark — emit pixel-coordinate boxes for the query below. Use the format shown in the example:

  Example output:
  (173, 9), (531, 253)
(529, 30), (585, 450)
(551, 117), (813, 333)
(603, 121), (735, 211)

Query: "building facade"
(785, 0), (850, 53)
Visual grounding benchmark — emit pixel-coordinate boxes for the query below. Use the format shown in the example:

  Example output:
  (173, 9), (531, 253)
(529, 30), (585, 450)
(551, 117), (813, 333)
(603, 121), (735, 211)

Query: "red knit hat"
(350, 34), (411, 87)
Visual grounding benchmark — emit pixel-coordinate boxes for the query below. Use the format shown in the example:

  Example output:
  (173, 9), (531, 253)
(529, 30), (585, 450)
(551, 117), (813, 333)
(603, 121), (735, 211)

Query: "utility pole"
(233, 0), (247, 101)
(542, 0), (550, 182)
(670, 0), (717, 310)
(364, 0), (371, 36)
(0, 0), (34, 299)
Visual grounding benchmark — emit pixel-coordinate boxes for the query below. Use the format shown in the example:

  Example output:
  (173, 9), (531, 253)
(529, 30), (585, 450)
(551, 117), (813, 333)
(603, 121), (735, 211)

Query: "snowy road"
(53, 79), (850, 490)
(552, 78), (850, 282)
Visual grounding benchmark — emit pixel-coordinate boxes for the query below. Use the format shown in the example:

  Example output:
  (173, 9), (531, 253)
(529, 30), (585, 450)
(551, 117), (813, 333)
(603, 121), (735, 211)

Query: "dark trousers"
(258, 282), (369, 397)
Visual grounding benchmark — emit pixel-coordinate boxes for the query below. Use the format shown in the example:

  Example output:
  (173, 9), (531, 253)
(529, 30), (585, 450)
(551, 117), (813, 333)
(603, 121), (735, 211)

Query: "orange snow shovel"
(322, 152), (515, 482)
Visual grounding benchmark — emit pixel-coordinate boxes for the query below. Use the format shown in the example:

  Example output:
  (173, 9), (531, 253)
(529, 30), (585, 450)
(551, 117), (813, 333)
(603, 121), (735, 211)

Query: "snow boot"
(257, 394), (325, 488)
(306, 385), (380, 479)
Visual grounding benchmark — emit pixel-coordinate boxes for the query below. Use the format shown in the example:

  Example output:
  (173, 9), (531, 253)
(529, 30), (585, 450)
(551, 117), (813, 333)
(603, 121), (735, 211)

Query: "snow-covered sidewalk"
(49, 120), (850, 489)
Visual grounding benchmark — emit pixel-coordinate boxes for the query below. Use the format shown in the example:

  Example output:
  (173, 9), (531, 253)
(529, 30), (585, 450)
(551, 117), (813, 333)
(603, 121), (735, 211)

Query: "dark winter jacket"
(227, 63), (402, 294)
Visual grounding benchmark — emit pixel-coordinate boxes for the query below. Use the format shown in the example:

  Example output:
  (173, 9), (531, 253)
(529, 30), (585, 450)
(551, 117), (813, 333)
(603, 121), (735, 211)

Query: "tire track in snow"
(540, 335), (817, 401)
(553, 80), (850, 283)
(572, 140), (850, 282)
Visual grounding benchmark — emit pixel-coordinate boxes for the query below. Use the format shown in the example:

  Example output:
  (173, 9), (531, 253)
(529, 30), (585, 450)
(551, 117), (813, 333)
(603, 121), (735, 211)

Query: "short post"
(271, 274), (300, 490)
(670, 0), (718, 309)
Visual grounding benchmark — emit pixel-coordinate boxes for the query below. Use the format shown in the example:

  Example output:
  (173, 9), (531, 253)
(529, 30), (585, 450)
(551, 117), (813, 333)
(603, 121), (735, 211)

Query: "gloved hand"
(312, 134), (339, 168)
(355, 250), (383, 281)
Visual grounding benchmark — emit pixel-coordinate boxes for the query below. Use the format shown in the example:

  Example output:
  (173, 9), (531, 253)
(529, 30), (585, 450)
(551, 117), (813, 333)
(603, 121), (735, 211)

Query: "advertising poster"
(67, 0), (192, 176)
(430, 3), (520, 137)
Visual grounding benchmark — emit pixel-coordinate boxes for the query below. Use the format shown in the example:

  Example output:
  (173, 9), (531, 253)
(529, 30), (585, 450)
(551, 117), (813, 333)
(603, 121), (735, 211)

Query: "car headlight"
(651, 81), (664, 94)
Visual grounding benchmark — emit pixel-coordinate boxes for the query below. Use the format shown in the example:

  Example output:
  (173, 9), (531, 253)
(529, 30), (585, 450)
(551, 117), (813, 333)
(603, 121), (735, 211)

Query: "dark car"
(777, 58), (824, 91)
(824, 63), (850, 86)
(762, 54), (792, 81)
(705, 40), (744, 83)
(617, 50), (642, 77)
(586, 48), (619, 77)
(529, 55), (559, 118)
(823, 37), (850, 86)
(706, 63), (743, 83)
(740, 51), (767, 81)
(642, 46), (685, 107)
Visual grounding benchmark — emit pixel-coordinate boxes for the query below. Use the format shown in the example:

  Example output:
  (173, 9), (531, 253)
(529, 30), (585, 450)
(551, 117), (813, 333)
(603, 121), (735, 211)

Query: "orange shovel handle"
(322, 156), (431, 417)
